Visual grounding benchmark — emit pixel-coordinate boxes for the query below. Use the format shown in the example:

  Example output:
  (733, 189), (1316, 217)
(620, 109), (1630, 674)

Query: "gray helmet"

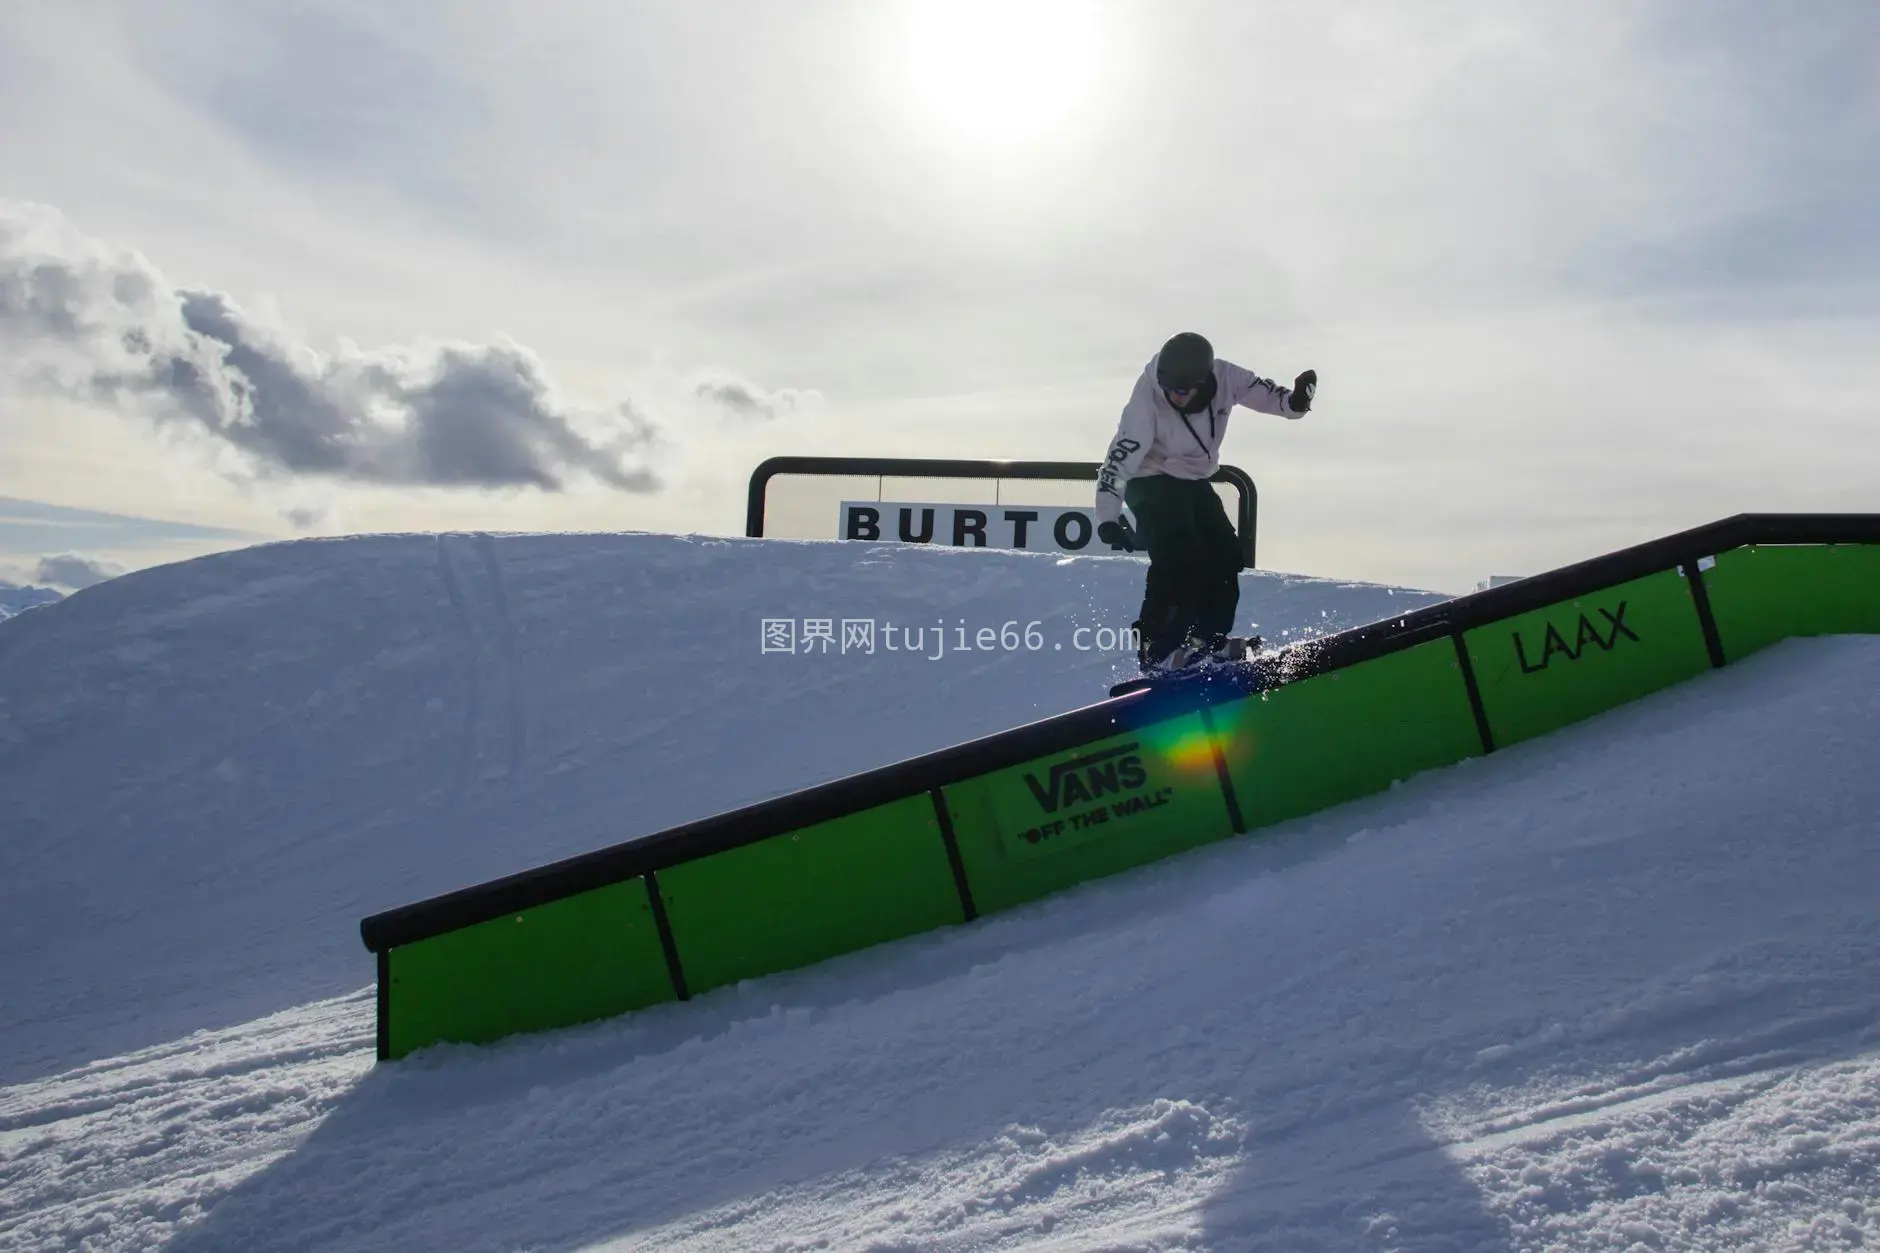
(1155, 332), (1214, 390)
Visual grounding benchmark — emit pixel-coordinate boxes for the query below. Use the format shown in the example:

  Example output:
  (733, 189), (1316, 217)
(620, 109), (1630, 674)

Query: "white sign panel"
(837, 500), (1131, 554)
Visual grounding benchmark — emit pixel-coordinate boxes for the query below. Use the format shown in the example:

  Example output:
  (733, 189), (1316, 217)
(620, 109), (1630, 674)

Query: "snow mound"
(0, 530), (1436, 1083)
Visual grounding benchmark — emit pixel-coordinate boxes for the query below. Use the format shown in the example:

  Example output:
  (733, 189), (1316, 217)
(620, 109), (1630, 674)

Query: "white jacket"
(1094, 354), (1305, 524)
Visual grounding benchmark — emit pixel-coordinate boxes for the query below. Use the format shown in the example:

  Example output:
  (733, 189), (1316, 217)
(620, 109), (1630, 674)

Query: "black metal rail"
(360, 512), (1879, 954)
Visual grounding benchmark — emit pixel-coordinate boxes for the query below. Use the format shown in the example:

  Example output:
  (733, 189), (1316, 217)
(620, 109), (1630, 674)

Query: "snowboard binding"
(1110, 633), (1267, 698)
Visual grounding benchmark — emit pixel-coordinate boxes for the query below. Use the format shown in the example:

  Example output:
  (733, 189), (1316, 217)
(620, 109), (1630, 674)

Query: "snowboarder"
(1094, 331), (1316, 674)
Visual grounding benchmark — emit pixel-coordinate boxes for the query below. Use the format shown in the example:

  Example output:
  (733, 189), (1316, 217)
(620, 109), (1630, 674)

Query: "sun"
(902, 0), (1102, 146)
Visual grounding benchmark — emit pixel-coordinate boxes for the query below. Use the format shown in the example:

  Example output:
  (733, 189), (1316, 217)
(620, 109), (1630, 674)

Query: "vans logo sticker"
(1014, 742), (1173, 851)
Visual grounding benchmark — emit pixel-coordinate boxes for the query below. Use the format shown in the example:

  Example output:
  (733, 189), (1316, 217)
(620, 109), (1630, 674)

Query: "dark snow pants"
(1123, 474), (1244, 665)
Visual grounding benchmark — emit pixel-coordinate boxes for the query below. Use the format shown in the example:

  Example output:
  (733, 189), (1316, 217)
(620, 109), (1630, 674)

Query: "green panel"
(1703, 544), (1880, 662)
(945, 714), (1235, 916)
(1215, 638), (1485, 831)
(386, 878), (673, 1059)
(657, 792), (965, 996)
(1464, 569), (1713, 750)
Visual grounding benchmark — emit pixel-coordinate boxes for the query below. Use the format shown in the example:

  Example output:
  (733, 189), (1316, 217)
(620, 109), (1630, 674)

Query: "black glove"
(1289, 368), (1317, 414)
(1098, 518), (1138, 552)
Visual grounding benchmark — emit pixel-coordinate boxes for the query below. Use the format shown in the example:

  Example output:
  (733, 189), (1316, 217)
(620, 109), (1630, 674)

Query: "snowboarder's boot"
(1188, 633), (1264, 669)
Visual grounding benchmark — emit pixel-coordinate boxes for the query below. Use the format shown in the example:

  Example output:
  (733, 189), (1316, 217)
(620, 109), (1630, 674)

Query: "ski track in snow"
(434, 531), (528, 806)
(433, 533), (486, 808)
(476, 531), (528, 784)
(2, 533), (1878, 1251)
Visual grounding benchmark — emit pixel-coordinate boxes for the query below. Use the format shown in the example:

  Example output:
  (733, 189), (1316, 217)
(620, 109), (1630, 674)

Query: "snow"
(2, 530), (1877, 1251)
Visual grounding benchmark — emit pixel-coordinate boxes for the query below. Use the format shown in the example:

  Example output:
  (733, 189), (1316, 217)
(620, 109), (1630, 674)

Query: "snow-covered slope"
(0, 533), (1433, 1085)
(3, 532), (1877, 1252)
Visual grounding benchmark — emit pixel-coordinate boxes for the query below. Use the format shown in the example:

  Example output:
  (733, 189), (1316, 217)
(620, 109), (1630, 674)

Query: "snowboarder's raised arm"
(1094, 373), (1158, 525)
(1220, 360), (1316, 420)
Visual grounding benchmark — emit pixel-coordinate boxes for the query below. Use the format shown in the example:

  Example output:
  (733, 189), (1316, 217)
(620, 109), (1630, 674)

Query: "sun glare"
(903, 0), (1101, 146)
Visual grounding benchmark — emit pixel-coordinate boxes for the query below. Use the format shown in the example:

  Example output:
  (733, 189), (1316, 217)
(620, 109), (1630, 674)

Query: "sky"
(1, 0), (1877, 593)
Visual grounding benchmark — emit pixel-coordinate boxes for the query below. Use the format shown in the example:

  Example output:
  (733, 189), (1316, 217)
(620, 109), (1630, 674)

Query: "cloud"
(0, 495), (260, 547)
(33, 553), (124, 590)
(693, 372), (823, 424)
(0, 200), (664, 494)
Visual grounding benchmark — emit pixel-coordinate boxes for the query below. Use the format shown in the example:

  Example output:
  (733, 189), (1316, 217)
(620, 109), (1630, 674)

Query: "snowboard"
(1108, 635), (1266, 699)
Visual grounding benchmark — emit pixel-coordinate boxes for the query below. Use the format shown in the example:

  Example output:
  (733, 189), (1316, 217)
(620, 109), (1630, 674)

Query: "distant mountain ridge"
(0, 583), (63, 620)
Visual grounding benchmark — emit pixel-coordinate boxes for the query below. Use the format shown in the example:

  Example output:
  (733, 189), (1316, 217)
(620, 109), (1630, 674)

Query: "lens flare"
(1154, 724), (1228, 775)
